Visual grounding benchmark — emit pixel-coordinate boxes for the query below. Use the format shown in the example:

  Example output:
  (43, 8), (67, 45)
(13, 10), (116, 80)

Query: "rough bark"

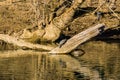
(0, 34), (55, 51)
(0, 24), (106, 52)
(49, 24), (106, 53)
(19, 0), (84, 42)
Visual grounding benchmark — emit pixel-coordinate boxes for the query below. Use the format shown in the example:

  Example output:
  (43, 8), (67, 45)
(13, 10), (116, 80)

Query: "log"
(49, 24), (106, 54)
(0, 34), (55, 51)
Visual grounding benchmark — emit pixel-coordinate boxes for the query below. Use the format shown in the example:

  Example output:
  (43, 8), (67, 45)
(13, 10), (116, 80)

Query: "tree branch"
(0, 34), (55, 51)
(49, 24), (106, 53)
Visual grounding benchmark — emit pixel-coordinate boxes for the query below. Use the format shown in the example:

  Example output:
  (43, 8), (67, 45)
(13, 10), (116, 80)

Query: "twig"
(92, 1), (106, 14)
(107, 4), (120, 20)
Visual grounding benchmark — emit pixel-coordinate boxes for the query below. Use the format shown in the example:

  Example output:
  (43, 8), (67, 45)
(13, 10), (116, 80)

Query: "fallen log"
(49, 24), (106, 54)
(0, 34), (55, 51)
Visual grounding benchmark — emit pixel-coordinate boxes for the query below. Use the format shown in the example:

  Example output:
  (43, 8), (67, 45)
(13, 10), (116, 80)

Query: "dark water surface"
(78, 40), (120, 80)
(0, 40), (119, 80)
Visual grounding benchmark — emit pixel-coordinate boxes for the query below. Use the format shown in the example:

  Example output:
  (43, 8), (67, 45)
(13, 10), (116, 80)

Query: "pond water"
(0, 40), (119, 80)
(78, 40), (120, 80)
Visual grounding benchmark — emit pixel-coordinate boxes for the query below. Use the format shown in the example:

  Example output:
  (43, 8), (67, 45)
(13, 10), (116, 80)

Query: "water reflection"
(0, 50), (102, 80)
(0, 40), (120, 80)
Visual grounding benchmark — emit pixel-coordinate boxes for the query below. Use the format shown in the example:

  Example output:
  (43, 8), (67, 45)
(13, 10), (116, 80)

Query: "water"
(78, 40), (120, 80)
(0, 40), (119, 80)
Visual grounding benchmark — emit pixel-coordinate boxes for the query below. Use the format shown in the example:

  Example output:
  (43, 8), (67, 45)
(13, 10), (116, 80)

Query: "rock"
(42, 24), (61, 42)
(71, 49), (85, 57)
(20, 28), (45, 42)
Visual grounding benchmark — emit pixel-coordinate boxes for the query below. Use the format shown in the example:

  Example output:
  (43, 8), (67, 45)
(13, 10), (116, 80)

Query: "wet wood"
(0, 34), (55, 51)
(49, 24), (106, 54)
